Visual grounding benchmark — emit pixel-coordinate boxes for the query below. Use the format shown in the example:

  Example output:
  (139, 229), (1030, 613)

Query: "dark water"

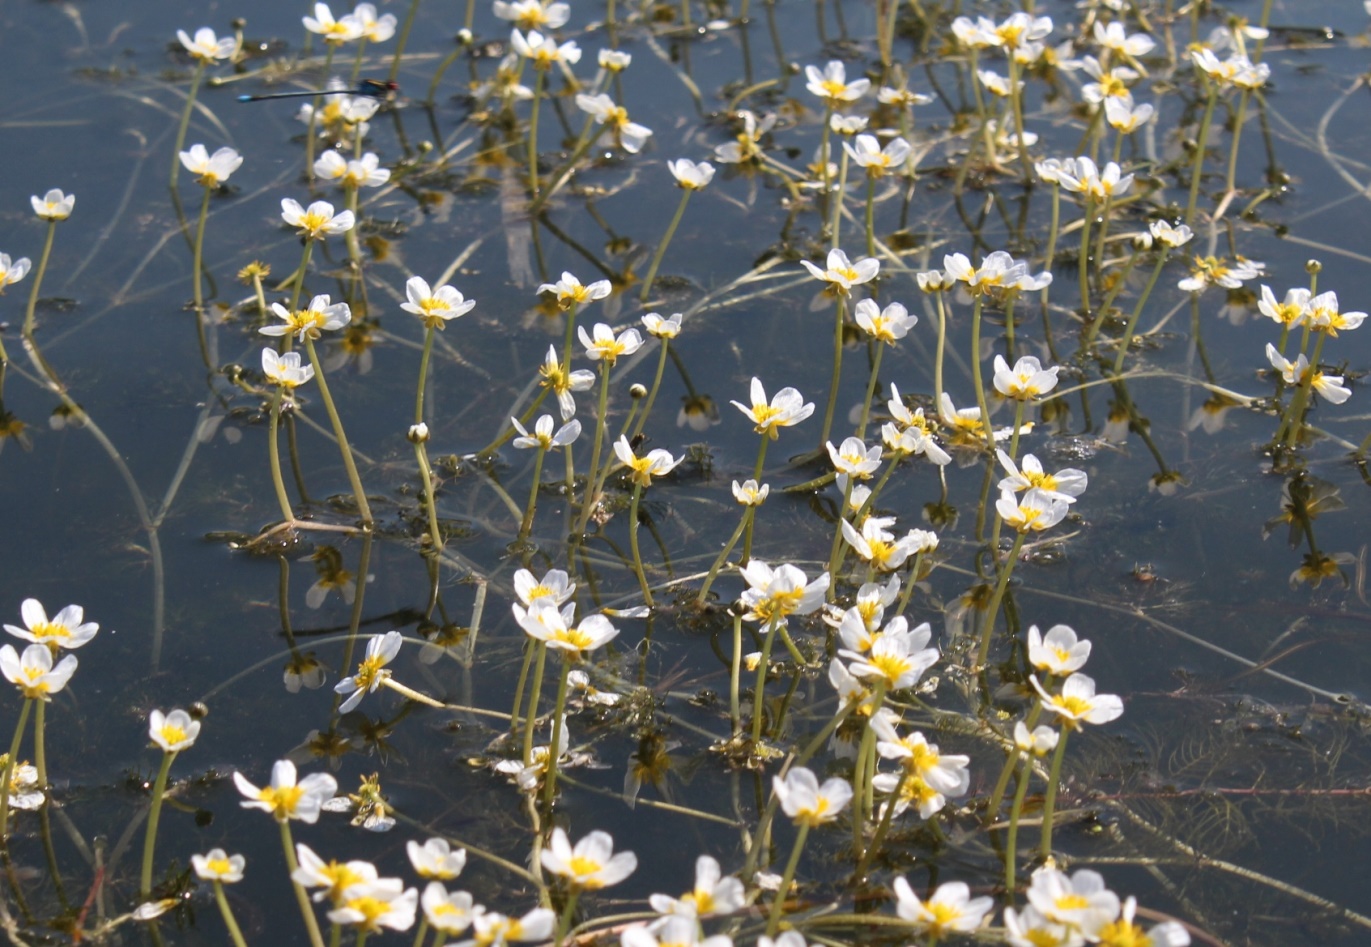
(2, 0), (1371, 944)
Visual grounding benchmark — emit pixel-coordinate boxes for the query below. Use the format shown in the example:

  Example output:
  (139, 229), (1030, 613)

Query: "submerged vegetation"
(3, 0), (1371, 945)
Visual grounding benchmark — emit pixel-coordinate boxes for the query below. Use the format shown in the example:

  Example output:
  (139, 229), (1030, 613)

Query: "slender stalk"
(542, 657), (573, 803)
(510, 641), (536, 732)
(1038, 726), (1071, 857)
(0, 698), (33, 840)
(22, 220), (57, 339)
(281, 821), (328, 947)
(213, 880), (251, 947)
(855, 341), (885, 440)
(1008, 57), (1032, 182)
(969, 295), (996, 452)
(766, 822), (810, 936)
(519, 446), (548, 538)
(289, 238), (316, 315)
(1185, 83), (1219, 228)
(933, 290), (948, 410)
(986, 703), (1044, 818)
(1007, 399), (1026, 463)
(974, 530), (1027, 668)
(818, 296), (847, 446)
(631, 338), (670, 439)
(627, 483), (654, 606)
(864, 177), (876, 258)
(750, 613), (783, 746)
(1226, 88), (1252, 194)
(854, 765), (907, 881)
(414, 325), (443, 550)
(1004, 753), (1033, 894)
(528, 69), (546, 200)
(741, 435), (770, 561)
(522, 642), (548, 764)
(267, 387), (297, 523)
(140, 751), (178, 895)
(32, 700), (47, 789)
(640, 189), (693, 304)
(1077, 197), (1094, 328)
(829, 139), (849, 251)
(350, 38), (369, 85)
(696, 507), (753, 606)
(389, 0), (423, 82)
(1112, 251), (1168, 375)
(192, 184), (213, 322)
(574, 361), (612, 536)
(305, 46), (338, 184)
(302, 336), (373, 524)
(170, 61), (207, 190)
(730, 613), (744, 734)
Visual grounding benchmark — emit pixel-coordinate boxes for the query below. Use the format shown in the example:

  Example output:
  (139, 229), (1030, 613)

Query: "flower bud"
(408, 422), (430, 443)
(630, 383), (648, 399)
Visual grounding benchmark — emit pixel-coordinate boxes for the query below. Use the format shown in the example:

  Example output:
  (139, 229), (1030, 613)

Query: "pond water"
(3, 0), (1371, 944)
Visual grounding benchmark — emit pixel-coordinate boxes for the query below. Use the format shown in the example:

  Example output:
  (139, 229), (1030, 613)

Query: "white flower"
(5, 762), (43, 810)
(804, 60), (870, 103)
(511, 28), (581, 68)
(0, 644), (77, 699)
(853, 299), (916, 343)
(944, 250), (1047, 294)
(1025, 866), (1121, 939)
(541, 829), (637, 889)
(314, 150), (391, 189)
(0, 253), (31, 292)
(1055, 156), (1133, 200)
(538, 346), (596, 420)
(192, 849), (245, 883)
(261, 348), (315, 389)
(1031, 673), (1124, 728)
(402, 276), (475, 328)
(827, 436), (882, 478)
(262, 294), (352, 342)
(1149, 220), (1193, 248)
(407, 838), (467, 880)
(738, 561), (829, 626)
(538, 271), (612, 309)
(840, 628), (939, 689)
(514, 568), (576, 606)
(613, 436), (681, 487)
(234, 759), (338, 823)
(328, 879), (418, 931)
(421, 882), (477, 934)
(772, 766), (852, 825)
(668, 159), (715, 190)
(1104, 96), (1153, 133)
(1003, 905), (1084, 947)
(5, 598), (99, 650)
(304, 3), (364, 44)
(893, 879), (993, 936)
(641, 311), (683, 339)
(580, 323), (644, 364)
(335, 631), (404, 712)
(713, 109), (776, 164)
(512, 415), (580, 450)
(828, 113), (868, 135)
(800, 248), (880, 294)
(977, 69), (1022, 98)
(1176, 255), (1263, 293)
(292, 844), (379, 902)
(1100, 897), (1192, 947)
(993, 355), (1059, 400)
(1266, 345), (1351, 404)
(732, 479), (769, 506)
(1093, 21), (1155, 57)
(625, 919), (733, 947)
(149, 708), (201, 752)
(177, 27), (238, 62)
(470, 908), (557, 946)
(598, 48), (632, 71)
(281, 198), (354, 238)
(1014, 722), (1060, 756)
(840, 518), (927, 573)
(31, 189), (75, 221)
(844, 134), (911, 177)
(576, 93), (654, 153)
(996, 487), (1069, 533)
(996, 451), (1087, 504)
(179, 145), (243, 187)
(648, 855), (744, 917)
(516, 601), (620, 654)
(878, 86), (933, 107)
(1027, 624), (1091, 675)
(1306, 291), (1367, 336)
(351, 3), (398, 42)
(731, 377), (814, 439)
(494, 0), (571, 31)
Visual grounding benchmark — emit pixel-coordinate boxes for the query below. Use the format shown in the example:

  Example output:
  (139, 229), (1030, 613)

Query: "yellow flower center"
(820, 79), (848, 98)
(1053, 694), (1092, 717)
(1055, 893), (1090, 911)
(298, 211), (331, 234)
(568, 855), (605, 884)
(1098, 919), (1152, 947)
(344, 895), (391, 928)
(553, 626), (595, 651)
(927, 901), (964, 933)
(352, 654), (388, 692)
(206, 857), (233, 876)
(28, 622), (70, 641)
(867, 651), (912, 684)
(158, 724), (188, 746)
(259, 783), (305, 820)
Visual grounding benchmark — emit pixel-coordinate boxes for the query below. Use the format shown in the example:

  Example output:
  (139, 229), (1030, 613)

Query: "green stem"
(933, 290), (947, 410)
(1008, 57), (1031, 182)
(1186, 84), (1219, 228)
(140, 751), (178, 896)
(1004, 753), (1033, 895)
(1077, 198), (1094, 328)
(192, 184), (212, 322)
(22, 220), (57, 340)
(1226, 89), (1251, 194)
(32, 699), (47, 790)
(854, 764), (906, 881)
(522, 642), (548, 764)
(574, 360), (612, 537)
(214, 880), (250, 947)
(302, 336), (373, 524)
(742, 435), (770, 562)
(766, 822), (810, 936)
(750, 613), (783, 746)
(818, 296), (847, 446)
(170, 61), (207, 190)
(1038, 726), (1070, 857)
(975, 530), (1027, 668)
(389, 0), (423, 82)
(1113, 252), (1168, 375)
(855, 341), (885, 441)
(282, 821), (327, 947)
(528, 69), (546, 200)
(1007, 399), (1026, 462)
(510, 640), (536, 732)
(864, 178), (876, 258)
(632, 340), (670, 439)
(986, 703), (1043, 818)
(289, 238), (316, 315)
(542, 657), (573, 803)
(969, 294), (995, 452)
(520, 446), (548, 538)
(730, 612), (744, 734)
(829, 141), (849, 251)
(267, 387), (297, 523)
(0, 699), (33, 841)
(306, 46), (338, 185)
(628, 483), (654, 606)
(698, 508), (753, 606)
(641, 189), (693, 304)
